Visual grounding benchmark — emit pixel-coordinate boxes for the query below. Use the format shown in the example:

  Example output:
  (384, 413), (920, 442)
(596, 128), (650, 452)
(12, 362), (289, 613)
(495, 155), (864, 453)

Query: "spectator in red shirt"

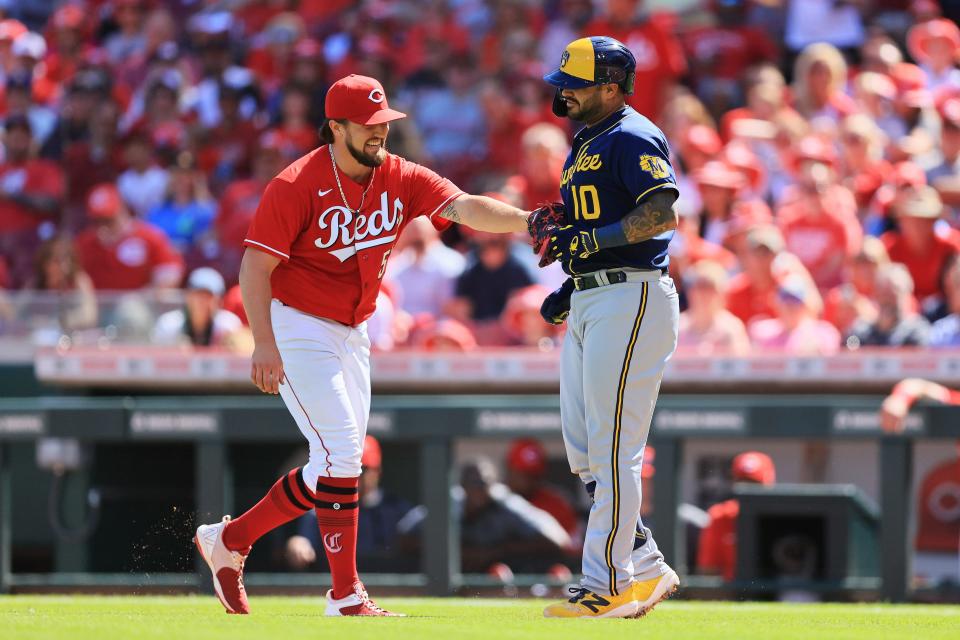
(74, 182), (183, 290)
(697, 452), (776, 582)
(511, 123), (568, 211)
(0, 114), (63, 234)
(215, 131), (289, 279)
(726, 225), (818, 325)
(839, 114), (891, 215)
(582, 0), (686, 123)
(62, 100), (123, 230)
(682, 0), (778, 118)
(882, 186), (960, 309)
(777, 136), (862, 290)
(505, 438), (579, 539)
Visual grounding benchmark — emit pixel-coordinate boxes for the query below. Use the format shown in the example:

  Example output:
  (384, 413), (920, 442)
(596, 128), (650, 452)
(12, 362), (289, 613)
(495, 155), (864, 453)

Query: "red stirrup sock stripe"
(222, 467), (315, 551)
(314, 476), (360, 599)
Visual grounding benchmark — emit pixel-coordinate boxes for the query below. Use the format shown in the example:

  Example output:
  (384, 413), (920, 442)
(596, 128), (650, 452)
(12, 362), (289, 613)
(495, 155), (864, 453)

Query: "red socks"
(314, 476), (360, 599)
(221, 470), (360, 600)
(222, 467), (315, 551)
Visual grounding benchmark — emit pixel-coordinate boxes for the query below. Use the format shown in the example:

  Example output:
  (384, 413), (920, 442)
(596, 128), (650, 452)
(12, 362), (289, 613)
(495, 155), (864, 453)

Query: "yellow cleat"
(543, 586), (639, 619)
(630, 569), (680, 618)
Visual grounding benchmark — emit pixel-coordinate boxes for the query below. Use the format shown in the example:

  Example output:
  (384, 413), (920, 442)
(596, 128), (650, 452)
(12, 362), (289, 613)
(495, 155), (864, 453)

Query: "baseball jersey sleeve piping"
(243, 239), (291, 260)
(634, 181), (679, 204)
(426, 191), (465, 220)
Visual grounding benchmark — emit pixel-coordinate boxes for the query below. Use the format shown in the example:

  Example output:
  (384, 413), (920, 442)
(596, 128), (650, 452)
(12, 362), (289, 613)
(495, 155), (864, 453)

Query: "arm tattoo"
(438, 201), (461, 223)
(620, 191), (678, 244)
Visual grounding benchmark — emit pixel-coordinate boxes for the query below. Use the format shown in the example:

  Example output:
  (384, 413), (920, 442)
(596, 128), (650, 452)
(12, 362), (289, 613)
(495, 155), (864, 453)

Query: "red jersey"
(75, 220), (183, 290)
(582, 15), (686, 123)
(726, 273), (777, 325)
(244, 147), (463, 326)
(0, 159), (65, 232)
(882, 230), (960, 302)
(697, 498), (739, 581)
(777, 189), (862, 290)
(683, 26), (777, 81)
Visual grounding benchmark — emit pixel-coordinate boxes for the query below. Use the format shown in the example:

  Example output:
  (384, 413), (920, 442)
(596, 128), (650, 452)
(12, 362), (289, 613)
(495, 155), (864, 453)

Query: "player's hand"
(285, 535), (316, 569)
(547, 225), (599, 263)
(251, 340), (285, 394)
(540, 278), (575, 325)
(880, 394), (909, 433)
(527, 202), (566, 255)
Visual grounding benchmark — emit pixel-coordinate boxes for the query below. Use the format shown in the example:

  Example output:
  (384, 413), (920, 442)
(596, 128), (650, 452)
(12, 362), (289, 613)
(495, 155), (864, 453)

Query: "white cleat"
(194, 516), (250, 614)
(324, 582), (404, 617)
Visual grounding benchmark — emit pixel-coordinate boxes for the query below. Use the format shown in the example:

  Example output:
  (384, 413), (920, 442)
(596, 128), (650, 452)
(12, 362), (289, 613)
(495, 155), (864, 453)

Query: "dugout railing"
(1, 394), (958, 602)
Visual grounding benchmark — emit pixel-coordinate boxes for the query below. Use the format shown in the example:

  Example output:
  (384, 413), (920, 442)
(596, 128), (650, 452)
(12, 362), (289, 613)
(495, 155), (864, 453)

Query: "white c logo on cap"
(368, 89), (385, 103)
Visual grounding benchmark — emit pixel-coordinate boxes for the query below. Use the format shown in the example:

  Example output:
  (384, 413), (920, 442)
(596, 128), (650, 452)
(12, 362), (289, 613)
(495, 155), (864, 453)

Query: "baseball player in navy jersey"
(193, 75), (542, 617)
(536, 36), (681, 618)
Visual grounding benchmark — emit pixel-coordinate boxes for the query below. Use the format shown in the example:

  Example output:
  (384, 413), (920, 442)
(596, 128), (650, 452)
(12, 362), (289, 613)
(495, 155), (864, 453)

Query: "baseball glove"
(527, 202), (566, 265)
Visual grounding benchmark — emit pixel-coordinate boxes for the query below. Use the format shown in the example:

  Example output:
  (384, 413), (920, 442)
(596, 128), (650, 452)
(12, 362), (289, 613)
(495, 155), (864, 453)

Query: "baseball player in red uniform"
(194, 75), (536, 616)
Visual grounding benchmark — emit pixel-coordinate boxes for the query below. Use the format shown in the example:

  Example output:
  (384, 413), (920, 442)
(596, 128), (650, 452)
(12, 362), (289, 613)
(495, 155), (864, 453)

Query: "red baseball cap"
(87, 183), (124, 219)
(732, 451), (776, 486)
(361, 435), (382, 469)
(507, 438), (547, 476)
(325, 75), (406, 126)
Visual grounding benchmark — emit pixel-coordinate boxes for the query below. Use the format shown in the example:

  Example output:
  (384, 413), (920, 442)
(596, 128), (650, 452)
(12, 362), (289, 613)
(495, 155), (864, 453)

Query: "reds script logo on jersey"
(314, 191), (405, 263)
(323, 532), (343, 554)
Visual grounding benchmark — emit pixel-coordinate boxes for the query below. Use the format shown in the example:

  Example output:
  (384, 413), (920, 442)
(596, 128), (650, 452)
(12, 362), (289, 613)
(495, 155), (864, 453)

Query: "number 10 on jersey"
(571, 184), (601, 220)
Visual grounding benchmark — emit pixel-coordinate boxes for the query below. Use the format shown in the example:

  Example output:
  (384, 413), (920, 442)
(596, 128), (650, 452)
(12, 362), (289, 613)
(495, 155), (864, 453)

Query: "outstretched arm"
(880, 378), (960, 432)
(438, 194), (530, 233)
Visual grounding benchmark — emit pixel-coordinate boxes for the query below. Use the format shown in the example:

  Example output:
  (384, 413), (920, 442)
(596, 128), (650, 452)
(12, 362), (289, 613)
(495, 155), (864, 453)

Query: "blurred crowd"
(2, 0), (960, 352)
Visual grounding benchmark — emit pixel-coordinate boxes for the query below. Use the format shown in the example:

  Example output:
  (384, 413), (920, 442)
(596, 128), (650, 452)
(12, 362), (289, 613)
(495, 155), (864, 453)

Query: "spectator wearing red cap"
(74, 182), (184, 290)
(286, 435), (423, 573)
(697, 451), (776, 582)
(721, 64), (789, 143)
(777, 136), (862, 290)
(678, 260), (750, 356)
(695, 160), (745, 247)
(929, 95), (960, 191)
(908, 18), (960, 93)
(889, 62), (938, 162)
(505, 439), (579, 537)
(882, 186), (960, 307)
(582, 0), (685, 123)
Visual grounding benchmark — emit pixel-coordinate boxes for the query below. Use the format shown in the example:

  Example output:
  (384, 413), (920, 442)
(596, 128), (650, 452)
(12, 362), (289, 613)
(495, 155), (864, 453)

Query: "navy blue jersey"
(558, 106), (678, 274)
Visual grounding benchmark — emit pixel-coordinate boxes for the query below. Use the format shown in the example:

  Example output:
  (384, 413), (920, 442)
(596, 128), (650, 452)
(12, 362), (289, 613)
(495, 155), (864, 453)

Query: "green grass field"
(2, 596), (959, 640)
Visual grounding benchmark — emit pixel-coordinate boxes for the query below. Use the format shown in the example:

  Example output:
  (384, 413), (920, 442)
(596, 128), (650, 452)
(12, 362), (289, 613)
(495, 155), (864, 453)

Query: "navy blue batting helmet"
(543, 36), (637, 95)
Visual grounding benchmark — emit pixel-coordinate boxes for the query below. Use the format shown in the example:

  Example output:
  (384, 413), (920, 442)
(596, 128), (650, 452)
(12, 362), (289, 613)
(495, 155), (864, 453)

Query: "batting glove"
(547, 225), (600, 263)
(540, 278), (575, 325)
